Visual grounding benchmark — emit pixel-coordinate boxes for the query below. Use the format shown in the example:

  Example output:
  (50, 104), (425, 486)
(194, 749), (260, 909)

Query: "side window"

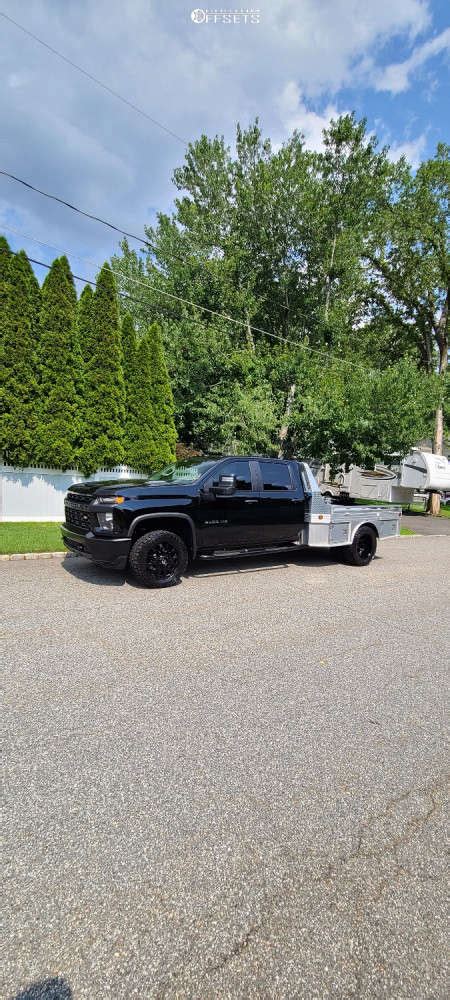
(260, 462), (293, 491)
(210, 461), (253, 491)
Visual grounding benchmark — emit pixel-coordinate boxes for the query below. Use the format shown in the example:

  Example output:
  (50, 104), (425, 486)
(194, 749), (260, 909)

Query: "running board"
(199, 543), (303, 560)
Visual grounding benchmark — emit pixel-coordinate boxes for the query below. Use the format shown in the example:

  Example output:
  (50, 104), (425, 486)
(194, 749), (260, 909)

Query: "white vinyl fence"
(0, 464), (143, 521)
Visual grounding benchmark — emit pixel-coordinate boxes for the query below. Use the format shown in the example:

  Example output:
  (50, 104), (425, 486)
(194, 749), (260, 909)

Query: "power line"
(0, 236), (370, 371)
(0, 11), (188, 146)
(2, 223), (115, 270)
(0, 168), (231, 276)
(0, 169), (150, 247)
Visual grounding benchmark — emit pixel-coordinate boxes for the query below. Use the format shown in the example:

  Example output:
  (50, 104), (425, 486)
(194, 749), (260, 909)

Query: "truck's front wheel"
(341, 526), (377, 566)
(129, 530), (188, 587)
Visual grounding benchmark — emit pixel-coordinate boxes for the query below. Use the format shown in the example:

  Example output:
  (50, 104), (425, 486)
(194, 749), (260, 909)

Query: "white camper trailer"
(313, 450), (450, 505)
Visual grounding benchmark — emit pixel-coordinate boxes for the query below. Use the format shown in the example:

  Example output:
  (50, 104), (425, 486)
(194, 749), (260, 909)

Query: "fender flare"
(349, 520), (380, 543)
(127, 512), (197, 557)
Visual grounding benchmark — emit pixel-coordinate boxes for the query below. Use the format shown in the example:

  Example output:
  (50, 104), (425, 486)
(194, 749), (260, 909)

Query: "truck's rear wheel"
(129, 530), (188, 587)
(341, 526), (377, 566)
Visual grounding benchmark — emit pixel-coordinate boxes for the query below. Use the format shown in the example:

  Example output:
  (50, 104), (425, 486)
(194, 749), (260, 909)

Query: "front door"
(197, 459), (261, 549)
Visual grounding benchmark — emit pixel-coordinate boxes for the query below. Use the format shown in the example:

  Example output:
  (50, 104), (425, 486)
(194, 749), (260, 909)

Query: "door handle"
(244, 499), (258, 504)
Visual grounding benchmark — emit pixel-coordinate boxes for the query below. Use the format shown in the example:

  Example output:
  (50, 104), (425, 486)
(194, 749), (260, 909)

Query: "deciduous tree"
(367, 143), (449, 511)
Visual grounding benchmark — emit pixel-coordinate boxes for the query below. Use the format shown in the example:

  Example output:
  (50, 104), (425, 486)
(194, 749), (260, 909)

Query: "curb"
(0, 551), (79, 561)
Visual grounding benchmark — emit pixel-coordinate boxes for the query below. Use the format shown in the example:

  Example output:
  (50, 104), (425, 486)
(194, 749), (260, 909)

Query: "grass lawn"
(400, 527), (416, 536)
(403, 502), (450, 518)
(0, 522), (63, 555)
(354, 497), (450, 518)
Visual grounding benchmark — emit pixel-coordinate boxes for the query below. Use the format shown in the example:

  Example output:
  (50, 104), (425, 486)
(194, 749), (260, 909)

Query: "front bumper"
(61, 525), (131, 570)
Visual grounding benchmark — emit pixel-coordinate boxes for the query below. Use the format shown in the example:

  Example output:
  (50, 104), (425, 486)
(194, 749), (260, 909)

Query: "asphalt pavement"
(401, 512), (450, 535)
(2, 536), (449, 999)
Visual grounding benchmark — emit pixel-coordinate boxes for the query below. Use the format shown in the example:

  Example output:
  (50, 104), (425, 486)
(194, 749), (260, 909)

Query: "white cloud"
(7, 71), (30, 89)
(387, 132), (428, 168)
(375, 26), (450, 93)
(277, 82), (346, 151)
(0, 0), (438, 265)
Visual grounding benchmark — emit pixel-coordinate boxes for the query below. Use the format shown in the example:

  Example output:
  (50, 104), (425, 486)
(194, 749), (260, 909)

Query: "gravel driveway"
(2, 536), (449, 999)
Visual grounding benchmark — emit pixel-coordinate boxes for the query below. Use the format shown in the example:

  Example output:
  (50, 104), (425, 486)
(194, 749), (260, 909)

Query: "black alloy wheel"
(129, 529), (189, 587)
(341, 526), (377, 566)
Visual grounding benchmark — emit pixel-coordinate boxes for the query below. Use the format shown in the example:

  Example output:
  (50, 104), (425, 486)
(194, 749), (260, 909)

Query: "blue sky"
(0, 0), (448, 289)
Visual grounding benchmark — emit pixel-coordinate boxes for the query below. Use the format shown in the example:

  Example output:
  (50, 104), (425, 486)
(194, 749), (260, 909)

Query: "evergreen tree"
(0, 235), (13, 371)
(79, 263), (125, 474)
(77, 284), (94, 364)
(1, 249), (41, 465)
(35, 256), (79, 469)
(147, 321), (177, 466)
(0, 234), (12, 286)
(121, 313), (137, 397)
(73, 284), (93, 464)
(121, 313), (138, 465)
(127, 332), (158, 470)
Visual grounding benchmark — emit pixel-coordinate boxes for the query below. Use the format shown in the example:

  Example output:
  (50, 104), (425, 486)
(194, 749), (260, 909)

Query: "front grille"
(66, 491), (94, 504)
(64, 500), (93, 533)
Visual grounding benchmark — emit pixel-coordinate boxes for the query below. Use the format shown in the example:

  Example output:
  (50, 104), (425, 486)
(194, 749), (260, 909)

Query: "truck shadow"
(190, 548), (355, 578)
(62, 547), (360, 588)
(11, 978), (72, 1000)
(62, 555), (126, 587)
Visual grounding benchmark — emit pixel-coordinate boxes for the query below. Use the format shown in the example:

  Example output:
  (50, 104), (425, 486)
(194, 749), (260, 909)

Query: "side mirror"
(212, 474), (237, 497)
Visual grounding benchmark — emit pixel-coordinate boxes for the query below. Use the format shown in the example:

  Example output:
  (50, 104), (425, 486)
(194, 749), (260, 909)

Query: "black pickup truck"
(62, 456), (401, 587)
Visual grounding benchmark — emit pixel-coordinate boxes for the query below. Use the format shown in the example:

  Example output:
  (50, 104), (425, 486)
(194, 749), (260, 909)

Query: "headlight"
(97, 511), (115, 530)
(92, 496), (125, 505)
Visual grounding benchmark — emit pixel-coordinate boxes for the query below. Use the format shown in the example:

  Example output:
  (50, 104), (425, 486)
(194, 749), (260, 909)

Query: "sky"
(0, 0), (449, 289)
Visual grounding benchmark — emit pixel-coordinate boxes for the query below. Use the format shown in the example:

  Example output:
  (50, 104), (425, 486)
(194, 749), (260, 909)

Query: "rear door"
(254, 460), (305, 544)
(196, 459), (261, 550)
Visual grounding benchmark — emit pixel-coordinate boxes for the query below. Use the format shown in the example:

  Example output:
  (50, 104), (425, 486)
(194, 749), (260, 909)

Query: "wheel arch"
(128, 513), (196, 558)
(350, 520), (379, 542)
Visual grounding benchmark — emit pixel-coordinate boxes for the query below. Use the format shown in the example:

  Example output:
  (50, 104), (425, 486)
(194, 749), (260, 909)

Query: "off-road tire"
(341, 525), (377, 566)
(129, 529), (188, 587)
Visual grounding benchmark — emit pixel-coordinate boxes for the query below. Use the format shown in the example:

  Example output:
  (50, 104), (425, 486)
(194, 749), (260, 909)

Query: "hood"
(67, 478), (148, 499)
(66, 478), (194, 501)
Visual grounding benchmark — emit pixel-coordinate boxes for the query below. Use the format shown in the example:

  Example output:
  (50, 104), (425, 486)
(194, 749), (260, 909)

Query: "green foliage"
(78, 263), (125, 474)
(127, 332), (158, 471)
(34, 256), (79, 469)
(111, 117), (445, 461)
(121, 313), (137, 391)
(1, 249), (41, 465)
(121, 313), (139, 465)
(0, 234), (12, 284)
(126, 322), (177, 471)
(3, 116), (445, 473)
(366, 143), (449, 374)
(193, 381), (279, 454)
(147, 321), (177, 465)
(289, 355), (439, 469)
(77, 284), (94, 363)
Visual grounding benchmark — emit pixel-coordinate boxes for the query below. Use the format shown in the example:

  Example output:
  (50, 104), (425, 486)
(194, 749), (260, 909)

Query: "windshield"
(146, 459), (218, 484)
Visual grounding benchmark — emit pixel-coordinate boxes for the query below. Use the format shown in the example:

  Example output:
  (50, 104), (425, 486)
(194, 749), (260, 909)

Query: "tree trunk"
(324, 233), (337, 322)
(427, 293), (448, 516)
(278, 383), (296, 457)
(245, 313), (255, 351)
(427, 404), (444, 514)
